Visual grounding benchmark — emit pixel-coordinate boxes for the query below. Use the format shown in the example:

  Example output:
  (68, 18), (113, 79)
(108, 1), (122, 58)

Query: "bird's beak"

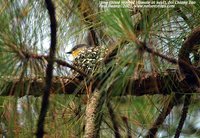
(66, 51), (72, 54)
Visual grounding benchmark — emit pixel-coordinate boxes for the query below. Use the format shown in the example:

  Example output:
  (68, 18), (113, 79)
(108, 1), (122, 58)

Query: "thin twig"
(55, 59), (87, 77)
(174, 94), (191, 138)
(122, 116), (132, 138)
(107, 101), (121, 138)
(129, 34), (199, 78)
(29, 54), (87, 77)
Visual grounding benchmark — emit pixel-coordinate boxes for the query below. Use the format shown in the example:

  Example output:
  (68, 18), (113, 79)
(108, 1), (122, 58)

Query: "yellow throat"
(72, 47), (86, 57)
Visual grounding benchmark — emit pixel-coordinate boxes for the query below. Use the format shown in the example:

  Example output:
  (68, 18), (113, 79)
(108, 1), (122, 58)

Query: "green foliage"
(101, 7), (134, 38)
(0, 0), (199, 137)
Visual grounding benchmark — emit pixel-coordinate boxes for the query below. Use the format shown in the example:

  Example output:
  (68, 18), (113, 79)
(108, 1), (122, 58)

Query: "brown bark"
(1, 68), (198, 97)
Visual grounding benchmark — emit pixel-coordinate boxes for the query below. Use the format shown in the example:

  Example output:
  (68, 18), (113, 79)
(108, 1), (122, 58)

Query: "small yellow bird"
(67, 44), (88, 58)
(67, 44), (107, 74)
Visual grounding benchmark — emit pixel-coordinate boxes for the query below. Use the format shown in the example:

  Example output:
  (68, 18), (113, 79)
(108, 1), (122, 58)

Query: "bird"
(67, 44), (108, 75)
(67, 44), (88, 57)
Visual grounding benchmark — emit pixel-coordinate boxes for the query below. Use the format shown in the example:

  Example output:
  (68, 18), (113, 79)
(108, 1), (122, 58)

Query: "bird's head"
(67, 44), (88, 58)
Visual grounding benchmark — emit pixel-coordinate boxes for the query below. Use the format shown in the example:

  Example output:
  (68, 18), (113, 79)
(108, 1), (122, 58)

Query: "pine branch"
(174, 94), (191, 138)
(122, 116), (132, 138)
(78, 0), (99, 46)
(29, 54), (87, 77)
(145, 94), (182, 138)
(175, 7), (193, 29)
(145, 26), (200, 138)
(36, 0), (57, 137)
(107, 101), (121, 138)
(173, 27), (200, 138)
(178, 27), (200, 87)
(127, 33), (199, 79)
(1, 68), (198, 97)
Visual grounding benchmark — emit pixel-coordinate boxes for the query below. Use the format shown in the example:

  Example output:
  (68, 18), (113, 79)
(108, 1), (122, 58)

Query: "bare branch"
(107, 101), (121, 138)
(174, 94), (191, 138)
(36, 0), (57, 137)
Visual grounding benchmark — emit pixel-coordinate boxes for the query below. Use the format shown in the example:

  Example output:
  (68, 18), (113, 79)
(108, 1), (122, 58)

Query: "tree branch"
(145, 94), (182, 138)
(36, 0), (57, 137)
(1, 68), (199, 97)
(107, 101), (121, 138)
(174, 94), (191, 138)
(29, 54), (87, 77)
(122, 116), (132, 138)
(173, 27), (200, 138)
(145, 26), (200, 138)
